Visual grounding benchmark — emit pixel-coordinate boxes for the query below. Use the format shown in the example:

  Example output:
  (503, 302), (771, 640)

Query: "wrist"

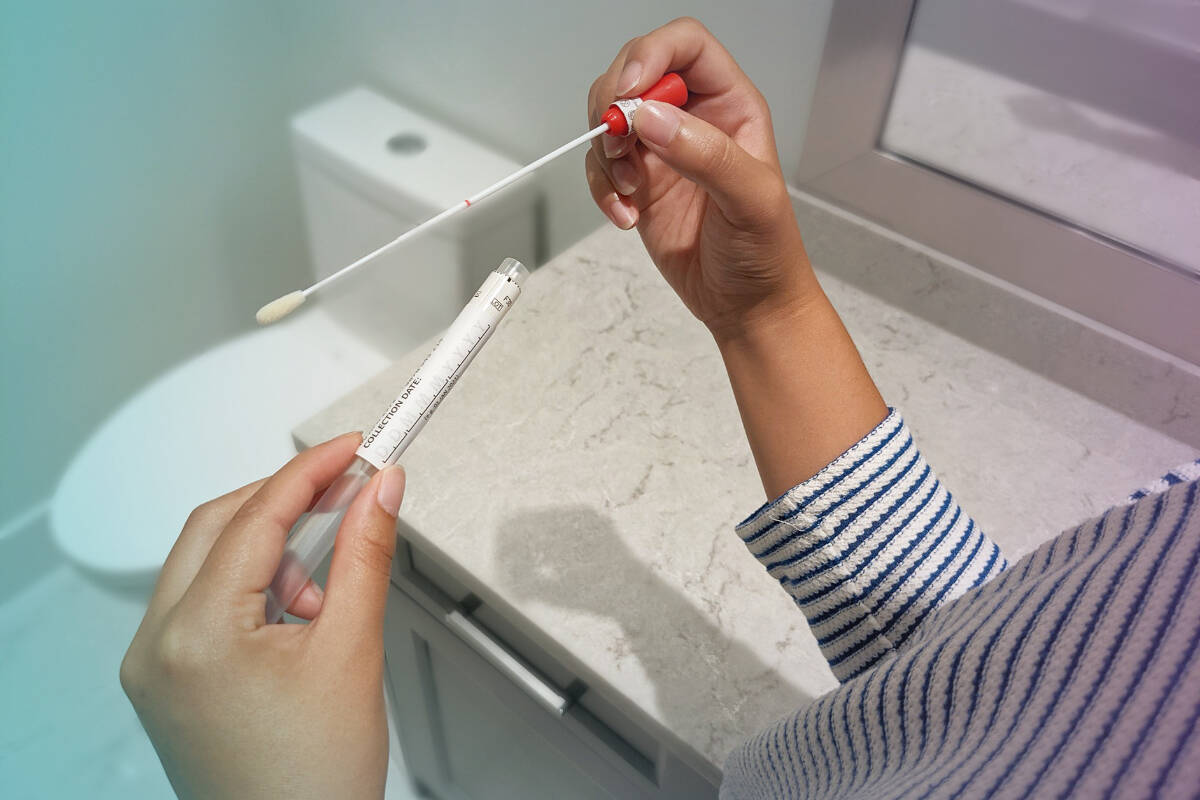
(704, 225), (825, 345)
(708, 278), (827, 353)
(710, 271), (888, 499)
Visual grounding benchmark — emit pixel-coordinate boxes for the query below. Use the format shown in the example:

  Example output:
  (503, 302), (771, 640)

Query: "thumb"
(316, 466), (405, 641)
(632, 100), (782, 228)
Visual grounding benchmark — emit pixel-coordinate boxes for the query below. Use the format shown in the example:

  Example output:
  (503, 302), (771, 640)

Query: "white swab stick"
(255, 72), (690, 325)
(255, 123), (608, 325)
(305, 124), (606, 298)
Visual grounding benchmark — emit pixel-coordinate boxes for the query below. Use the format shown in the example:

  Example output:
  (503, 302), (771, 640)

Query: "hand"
(585, 17), (820, 340)
(589, 19), (888, 497)
(120, 432), (406, 800)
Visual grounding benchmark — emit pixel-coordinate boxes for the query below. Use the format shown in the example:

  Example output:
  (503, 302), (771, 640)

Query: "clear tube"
(264, 258), (528, 622)
(264, 457), (375, 622)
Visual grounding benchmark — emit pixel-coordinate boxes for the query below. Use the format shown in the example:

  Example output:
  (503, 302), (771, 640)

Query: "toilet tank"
(291, 88), (539, 359)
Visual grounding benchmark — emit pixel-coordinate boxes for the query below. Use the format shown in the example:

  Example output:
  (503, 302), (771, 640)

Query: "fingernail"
(616, 61), (642, 96)
(336, 430), (363, 443)
(634, 101), (681, 147)
(603, 135), (623, 158)
(610, 158), (640, 196)
(376, 467), (405, 517)
(609, 196), (637, 230)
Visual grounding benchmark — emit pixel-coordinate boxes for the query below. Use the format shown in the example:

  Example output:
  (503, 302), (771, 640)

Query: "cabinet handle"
(444, 610), (570, 716)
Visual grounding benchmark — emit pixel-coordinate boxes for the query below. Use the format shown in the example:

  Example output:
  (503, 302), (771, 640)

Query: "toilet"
(51, 88), (538, 581)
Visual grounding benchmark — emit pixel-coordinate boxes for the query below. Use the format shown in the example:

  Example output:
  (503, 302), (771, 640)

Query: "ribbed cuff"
(736, 410), (1006, 681)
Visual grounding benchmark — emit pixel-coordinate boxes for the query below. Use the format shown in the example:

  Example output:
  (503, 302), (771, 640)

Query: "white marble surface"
(791, 189), (1200, 453)
(295, 223), (1195, 774)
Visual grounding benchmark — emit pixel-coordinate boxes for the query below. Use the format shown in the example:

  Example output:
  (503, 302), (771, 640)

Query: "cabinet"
(383, 532), (719, 799)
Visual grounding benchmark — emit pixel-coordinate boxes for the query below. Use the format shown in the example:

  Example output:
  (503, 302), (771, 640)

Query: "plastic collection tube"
(264, 258), (529, 622)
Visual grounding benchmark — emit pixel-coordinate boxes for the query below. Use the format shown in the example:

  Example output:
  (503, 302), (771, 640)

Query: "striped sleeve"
(1127, 457), (1200, 503)
(735, 409), (1007, 682)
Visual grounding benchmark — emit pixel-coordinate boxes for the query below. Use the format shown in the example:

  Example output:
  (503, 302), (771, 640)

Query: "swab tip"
(256, 291), (306, 325)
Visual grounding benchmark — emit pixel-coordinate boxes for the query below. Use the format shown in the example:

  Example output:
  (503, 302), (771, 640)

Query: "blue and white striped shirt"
(723, 410), (1200, 799)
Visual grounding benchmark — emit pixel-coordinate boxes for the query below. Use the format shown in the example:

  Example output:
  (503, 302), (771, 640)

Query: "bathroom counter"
(294, 220), (1195, 780)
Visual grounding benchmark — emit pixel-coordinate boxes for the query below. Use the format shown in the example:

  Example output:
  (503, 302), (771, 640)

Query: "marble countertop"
(294, 222), (1194, 777)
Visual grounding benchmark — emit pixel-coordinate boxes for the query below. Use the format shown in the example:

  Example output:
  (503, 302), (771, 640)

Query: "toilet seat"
(50, 309), (390, 581)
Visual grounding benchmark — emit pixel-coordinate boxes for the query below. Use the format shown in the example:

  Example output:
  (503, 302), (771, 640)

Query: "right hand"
(585, 18), (820, 341)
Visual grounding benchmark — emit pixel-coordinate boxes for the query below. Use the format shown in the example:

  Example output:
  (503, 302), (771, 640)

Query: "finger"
(284, 579), (324, 620)
(585, 149), (638, 230)
(314, 466), (405, 644)
(147, 478), (265, 618)
(592, 134), (644, 199)
(617, 17), (748, 99)
(585, 117), (638, 196)
(188, 432), (363, 602)
(589, 39), (638, 163)
(632, 101), (787, 230)
(598, 17), (759, 163)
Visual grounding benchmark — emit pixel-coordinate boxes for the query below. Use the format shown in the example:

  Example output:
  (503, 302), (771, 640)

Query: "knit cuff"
(736, 410), (1005, 681)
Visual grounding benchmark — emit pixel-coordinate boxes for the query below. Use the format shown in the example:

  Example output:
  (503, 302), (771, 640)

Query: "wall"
(0, 0), (832, 532)
(286, 0), (833, 256)
(0, 2), (313, 530)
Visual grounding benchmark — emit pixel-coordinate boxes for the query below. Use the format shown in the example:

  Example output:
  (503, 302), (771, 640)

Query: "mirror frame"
(795, 0), (1200, 365)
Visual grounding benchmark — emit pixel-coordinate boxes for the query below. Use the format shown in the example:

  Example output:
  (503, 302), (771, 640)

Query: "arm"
(587, 18), (1006, 680)
(584, 17), (887, 495)
(714, 291), (888, 500)
(735, 410), (1006, 681)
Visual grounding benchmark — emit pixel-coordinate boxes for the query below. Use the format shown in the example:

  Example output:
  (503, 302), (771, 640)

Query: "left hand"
(120, 432), (406, 800)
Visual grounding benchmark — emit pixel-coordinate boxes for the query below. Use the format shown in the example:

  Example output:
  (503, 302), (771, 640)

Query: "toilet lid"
(51, 310), (391, 579)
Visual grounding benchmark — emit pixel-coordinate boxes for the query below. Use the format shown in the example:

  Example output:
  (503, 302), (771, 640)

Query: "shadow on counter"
(495, 504), (818, 771)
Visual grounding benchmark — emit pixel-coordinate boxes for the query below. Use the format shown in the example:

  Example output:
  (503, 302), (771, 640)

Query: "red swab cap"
(602, 73), (688, 137)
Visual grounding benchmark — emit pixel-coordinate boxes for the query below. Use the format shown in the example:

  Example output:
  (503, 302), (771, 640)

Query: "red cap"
(602, 72), (688, 137)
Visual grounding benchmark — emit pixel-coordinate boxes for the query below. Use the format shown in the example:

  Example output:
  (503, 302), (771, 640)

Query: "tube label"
(356, 269), (522, 470)
(611, 98), (642, 136)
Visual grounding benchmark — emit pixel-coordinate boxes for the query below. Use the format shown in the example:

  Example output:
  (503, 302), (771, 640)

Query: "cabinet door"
(384, 585), (659, 799)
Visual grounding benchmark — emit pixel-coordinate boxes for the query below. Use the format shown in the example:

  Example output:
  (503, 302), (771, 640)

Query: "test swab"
(264, 258), (529, 622)
(255, 73), (688, 325)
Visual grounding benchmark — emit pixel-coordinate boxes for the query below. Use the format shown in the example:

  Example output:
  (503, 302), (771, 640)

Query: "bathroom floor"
(0, 516), (417, 799)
